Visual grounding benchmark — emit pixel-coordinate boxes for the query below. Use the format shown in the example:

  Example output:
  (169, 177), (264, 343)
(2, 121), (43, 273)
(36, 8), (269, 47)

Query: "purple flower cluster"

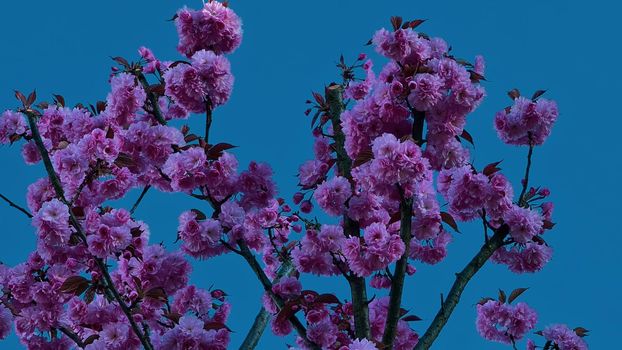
(175, 0), (242, 57)
(343, 223), (405, 277)
(542, 324), (588, 350)
(476, 300), (538, 344)
(495, 97), (559, 145)
(164, 50), (233, 113)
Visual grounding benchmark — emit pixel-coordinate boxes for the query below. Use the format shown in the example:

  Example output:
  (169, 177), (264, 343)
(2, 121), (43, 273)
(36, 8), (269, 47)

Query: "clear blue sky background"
(0, 1), (618, 349)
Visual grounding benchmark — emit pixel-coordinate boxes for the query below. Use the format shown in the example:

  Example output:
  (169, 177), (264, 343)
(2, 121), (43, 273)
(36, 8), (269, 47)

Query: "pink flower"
(175, 1), (243, 57)
(476, 300), (537, 344)
(408, 73), (443, 111)
(504, 206), (543, 243)
(314, 176), (352, 216)
(0, 304), (12, 339)
(104, 73), (146, 126)
(542, 324), (588, 350)
(495, 97), (559, 145)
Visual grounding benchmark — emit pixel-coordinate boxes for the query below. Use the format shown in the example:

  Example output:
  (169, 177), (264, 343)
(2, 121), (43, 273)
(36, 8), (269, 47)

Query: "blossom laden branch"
(23, 110), (155, 350)
(239, 260), (295, 350)
(414, 225), (510, 350)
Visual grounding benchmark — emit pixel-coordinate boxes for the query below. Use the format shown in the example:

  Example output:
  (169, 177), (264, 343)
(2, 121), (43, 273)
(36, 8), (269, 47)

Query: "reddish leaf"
(460, 129), (474, 146)
(468, 70), (486, 83)
(275, 300), (300, 324)
(14, 90), (26, 105)
(60, 276), (90, 295)
(311, 91), (325, 106)
(163, 311), (182, 323)
(315, 293), (341, 304)
(145, 287), (168, 302)
(112, 56), (130, 68)
(573, 327), (589, 337)
(543, 220), (556, 230)
(352, 149), (374, 168)
(204, 321), (232, 332)
(114, 153), (136, 168)
(167, 13), (179, 22)
(191, 209), (207, 221)
(96, 101), (107, 114)
(52, 94), (66, 107)
(149, 83), (165, 96)
(508, 88), (521, 100)
(498, 289), (506, 303)
(508, 287), (528, 304)
(26, 90), (37, 106)
(440, 212), (460, 233)
(83, 334), (100, 345)
(531, 90), (547, 101)
(409, 19), (426, 29)
(210, 143), (237, 154)
(130, 227), (143, 238)
(390, 16), (403, 31)
(184, 134), (199, 143)
(84, 286), (96, 304)
(477, 297), (495, 305)
(310, 110), (321, 128)
(388, 211), (401, 225)
(401, 314), (422, 322)
(482, 161), (503, 177)
(365, 38), (373, 46)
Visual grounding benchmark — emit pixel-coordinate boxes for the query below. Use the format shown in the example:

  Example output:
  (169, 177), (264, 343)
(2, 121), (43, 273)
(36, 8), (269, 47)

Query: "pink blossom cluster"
(541, 324), (588, 350)
(476, 300), (538, 344)
(175, 0), (242, 57)
(495, 96), (559, 146)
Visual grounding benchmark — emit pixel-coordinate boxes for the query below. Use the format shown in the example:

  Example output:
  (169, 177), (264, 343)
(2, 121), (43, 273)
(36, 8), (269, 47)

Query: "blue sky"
(0, 0), (618, 348)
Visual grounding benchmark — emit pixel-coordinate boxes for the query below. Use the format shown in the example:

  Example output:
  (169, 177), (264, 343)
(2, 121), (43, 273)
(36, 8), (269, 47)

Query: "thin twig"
(130, 185), (151, 215)
(518, 143), (534, 206)
(0, 193), (33, 218)
(205, 98), (213, 144)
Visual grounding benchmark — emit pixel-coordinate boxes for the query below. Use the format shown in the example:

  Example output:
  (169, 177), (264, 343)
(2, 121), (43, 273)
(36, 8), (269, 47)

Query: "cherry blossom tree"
(0, 1), (588, 349)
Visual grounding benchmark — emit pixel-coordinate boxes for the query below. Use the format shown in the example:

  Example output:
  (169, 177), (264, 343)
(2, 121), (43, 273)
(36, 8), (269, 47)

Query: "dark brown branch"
(326, 84), (371, 340)
(381, 195), (413, 348)
(205, 98), (213, 144)
(130, 185), (151, 215)
(0, 193), (33, 218)
(382, 109), (424, 349)
(236, 241), (320, 350)
(134, 72), (167, 125)
(25, 111), (154, 350)
(518, 143), (534, 206)
(58, 326), (85, 348)
(239, 260), (294, 350)
(413, 225), (510, 350)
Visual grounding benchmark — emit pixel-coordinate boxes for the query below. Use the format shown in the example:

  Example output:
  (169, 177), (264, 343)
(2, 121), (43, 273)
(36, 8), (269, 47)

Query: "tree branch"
(326, 84), (372, 340)
(0, 193), (33, 218)
(382, 109), (425, 349)
(205, 98), (213, 144)
(236, 241), (320, 350)
(518, 143), (534, 206)
(239, 260), (295, 350)
(130, 185), (151, 215)
(413, 225), (510, 350)
(58, 326), (85, 349)
(24, 110), (154, 350)
(134, 71), (167, 125)
(381, 195), (413, 348)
